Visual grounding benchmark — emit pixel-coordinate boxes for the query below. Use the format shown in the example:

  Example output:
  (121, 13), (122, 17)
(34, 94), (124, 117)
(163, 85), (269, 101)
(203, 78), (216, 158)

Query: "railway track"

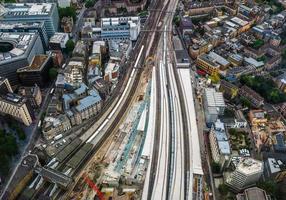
(28, 0), (174, 198)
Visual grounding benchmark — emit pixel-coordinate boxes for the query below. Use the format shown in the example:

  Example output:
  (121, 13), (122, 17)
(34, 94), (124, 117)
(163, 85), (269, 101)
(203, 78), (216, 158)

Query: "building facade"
(18, 84), (42, 108)
(0, 3), (59, 37)
(64, 61), (85, 87)
(0, 32), (44, 85)
(0, 21), (49, 49)
(101, 16), (140, 41)
(209, 120), (231, 171)
(0, 93), (32, 126)
(17, 54), (53, 87)
(225, 158), (263, 191)
(203, 88), (226, 124)
(196, 53), (220, 75)
(239, 85), (264, 108)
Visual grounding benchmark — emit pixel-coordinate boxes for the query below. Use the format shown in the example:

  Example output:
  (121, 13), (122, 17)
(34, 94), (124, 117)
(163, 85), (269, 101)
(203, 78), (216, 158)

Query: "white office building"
(225, 158), (263, 191)
(64, 61), (84, 87)
(0, 3), (59, 37)
(203, 88), (226, 124)
(57, 0), (71, 8)
(101, 16), (140, 41)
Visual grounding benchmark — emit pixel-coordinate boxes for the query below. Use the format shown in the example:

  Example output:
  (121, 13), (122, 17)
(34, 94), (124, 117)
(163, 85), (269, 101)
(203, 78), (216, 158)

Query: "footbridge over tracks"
(35, 167), (73, 189)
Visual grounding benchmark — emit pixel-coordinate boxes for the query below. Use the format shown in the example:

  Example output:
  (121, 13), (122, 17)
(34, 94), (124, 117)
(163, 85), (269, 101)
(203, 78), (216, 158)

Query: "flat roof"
(204, 88), (225, 107)
(66, 143), (93, 169)
(236, 158), (263, 175)
(75, 89), (101, 112)
(0, 32), (38, 64)
(208, 51), (230, 67)
(244, 57), (264, 68)
(3, 3), (54, 16)
(56, 138), (82, 162)
(0, 21), (44, 30)
(50, 32), (68, 44)
(178, 68), (203, 175)
(1, 92), (25, 106)
(213, 120), (231, 154)
(244, 187), (269, 200)
(17, 54), (50, 72)
(199, 54), (220, 69)
(231, 17), (249, 27)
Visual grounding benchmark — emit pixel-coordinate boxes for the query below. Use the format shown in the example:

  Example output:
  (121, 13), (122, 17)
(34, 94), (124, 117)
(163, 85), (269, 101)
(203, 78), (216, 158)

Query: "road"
(190, 66), (216, 199)
(0, 83), (55, 199)
(72, 5), (86, 42)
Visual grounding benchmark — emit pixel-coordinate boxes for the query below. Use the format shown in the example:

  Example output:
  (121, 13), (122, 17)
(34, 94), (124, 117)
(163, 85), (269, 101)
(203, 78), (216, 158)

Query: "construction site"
(68, 59), (154, 200)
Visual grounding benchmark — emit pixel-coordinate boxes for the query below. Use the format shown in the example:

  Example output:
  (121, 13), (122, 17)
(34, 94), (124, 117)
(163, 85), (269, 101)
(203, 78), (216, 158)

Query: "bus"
(50, 88), (55, 95)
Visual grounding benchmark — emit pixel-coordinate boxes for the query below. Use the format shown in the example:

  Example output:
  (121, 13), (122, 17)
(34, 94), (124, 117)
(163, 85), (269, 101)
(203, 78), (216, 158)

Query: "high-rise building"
(0, 3), (59, 37)
(0, 93), (32, 126)
(18, 84), (42, 108)
(0, 32), (44, 85)
(17, 54), (53, 87)
(0, 77), (13, 94)
(225, 158), (263, 191)
(0, 21), (49, 49)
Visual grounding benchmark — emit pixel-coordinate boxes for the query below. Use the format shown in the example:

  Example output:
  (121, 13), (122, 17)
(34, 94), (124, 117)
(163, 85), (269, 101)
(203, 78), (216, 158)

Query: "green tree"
(0, 154), (10, 176)
(58, 7), (76, 21)
(173, 15), (181, 27)
(251, 39), (264, 49)
(240, 97), (251, 108)
(16, 127), (26, 140)
(211, 162), (221, 173)
(49, 68), (58, 80)
(240, 75), (286, 104)
(228, 128), (237, 136)
(65, 39), (75, 54)
(3, 0), (16, 2)
(85, 0), (96, 8)
(210, 72), (220, 84)
(257, 180), (278, 197)
(218, 184), (229, 196)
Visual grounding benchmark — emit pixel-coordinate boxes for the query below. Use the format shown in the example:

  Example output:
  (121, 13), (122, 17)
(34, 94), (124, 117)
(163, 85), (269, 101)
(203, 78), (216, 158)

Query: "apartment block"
(209, 119), (231, 171)
(239, 85), (264, 108)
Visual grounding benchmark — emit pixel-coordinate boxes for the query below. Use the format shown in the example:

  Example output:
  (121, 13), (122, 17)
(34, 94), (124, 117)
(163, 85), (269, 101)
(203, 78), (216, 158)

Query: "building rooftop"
(231, 17), (248, 27)
(0, 21), (44, 30)
(208, 51), (230, 67)
(267, 157), (286, 174)
(17, 54), (50, 72)
(1, 3), (54, 17)
(199, 53), (221, 69)
(75, 89), (101, 112)
(213, 120), (231, 155)
(236, 158), (263, 175)
(49, 32), (68, 44)
(236, 187), (270, 200)
(1, 92), (26, 106)
(0, 32), (38, 64)
(204, 88), (225, 107)
(101, 16), (140, 27)
(244, 57), (264, 68)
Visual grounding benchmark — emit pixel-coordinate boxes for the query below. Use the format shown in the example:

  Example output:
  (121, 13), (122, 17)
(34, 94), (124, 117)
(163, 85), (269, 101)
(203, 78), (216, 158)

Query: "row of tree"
(240, 75), (286, 104)
(0, 129), (18, 176)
